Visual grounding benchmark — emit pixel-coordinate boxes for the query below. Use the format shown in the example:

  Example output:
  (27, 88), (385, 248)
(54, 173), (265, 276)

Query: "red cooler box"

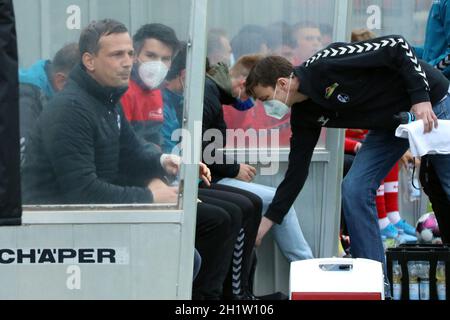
(290, 258), (384, 300)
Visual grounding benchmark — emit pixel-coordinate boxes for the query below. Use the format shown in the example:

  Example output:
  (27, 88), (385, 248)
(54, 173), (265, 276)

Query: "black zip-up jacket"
(265, 35), (450, 224)
(0, 0), (21, 225)
(202, 77), (240, 182)
(21, 64), (164, 204)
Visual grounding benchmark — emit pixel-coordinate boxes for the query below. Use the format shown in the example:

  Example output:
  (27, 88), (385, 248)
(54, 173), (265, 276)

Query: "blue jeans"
(218, 178), (314, 262)
(425, 92), (450, 201)
(342, 92), (450, 269)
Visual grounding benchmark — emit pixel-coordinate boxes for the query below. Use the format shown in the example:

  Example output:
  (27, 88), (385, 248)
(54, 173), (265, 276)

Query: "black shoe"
(257, 291), (289, 300)
(230, 290), (259, 300)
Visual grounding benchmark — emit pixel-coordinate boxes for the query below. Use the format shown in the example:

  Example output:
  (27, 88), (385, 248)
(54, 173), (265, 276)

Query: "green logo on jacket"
(325, 83), (339, 99)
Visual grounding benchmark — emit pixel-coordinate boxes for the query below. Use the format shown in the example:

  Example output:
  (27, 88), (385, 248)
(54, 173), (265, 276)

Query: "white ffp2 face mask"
(263, 75), (293, 120)
(263, 99), (290, 120)
(138, 60), (169, 89)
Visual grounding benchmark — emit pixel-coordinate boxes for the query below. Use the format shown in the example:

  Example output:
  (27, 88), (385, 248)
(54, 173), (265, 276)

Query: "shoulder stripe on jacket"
(436, 54), (450, 71)
(305, 37), (430, 90)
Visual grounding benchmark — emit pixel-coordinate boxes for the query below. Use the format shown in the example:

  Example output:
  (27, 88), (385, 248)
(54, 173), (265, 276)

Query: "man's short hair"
(230, 54), (263, 79)
(231, 25), (267, 60)
(266, 22), (295, 50)
(166, 42), (187, 81)
(351, 28), (376, 43)
(79, 19), (128, 56)
(133, 23), (180, 56)
(245, 56), (294, 96)
(292, 21), (320, 33)
(50, 43), (79, 75)
(207, 28), (229, 56)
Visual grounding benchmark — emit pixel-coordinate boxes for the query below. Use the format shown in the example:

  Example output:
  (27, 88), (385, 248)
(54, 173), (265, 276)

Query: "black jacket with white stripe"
(265, 35), (450, 225)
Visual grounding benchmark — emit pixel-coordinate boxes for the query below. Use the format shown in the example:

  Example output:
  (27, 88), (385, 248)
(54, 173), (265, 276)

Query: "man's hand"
(199, 162), (212, 187)
(148, 178), (178, 203)
(410, 101), (438, 133)
(236, 164), (257, 182)
(161, 154), (181, 176)
(399, 150), (420, 170)
(255, 217), (275, 247)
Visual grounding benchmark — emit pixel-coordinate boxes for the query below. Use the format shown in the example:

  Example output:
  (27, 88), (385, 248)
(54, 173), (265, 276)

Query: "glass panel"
(15, 0), (193, 208)
(351, 0), (433, 45)
(348, 1), (433, 159)
(207, 0), (336, 149)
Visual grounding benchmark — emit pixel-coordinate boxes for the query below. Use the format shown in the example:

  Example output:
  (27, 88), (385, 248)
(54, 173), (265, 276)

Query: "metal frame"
(175, 0), (208, 299)
(18, 0), (208, 300)
(317, 0), (352, 258)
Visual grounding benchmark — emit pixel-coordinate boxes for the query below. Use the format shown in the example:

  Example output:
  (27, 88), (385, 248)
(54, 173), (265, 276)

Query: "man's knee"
(342, 177), (362, 200)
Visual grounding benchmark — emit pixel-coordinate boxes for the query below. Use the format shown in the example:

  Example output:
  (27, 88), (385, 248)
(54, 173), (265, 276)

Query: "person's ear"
(277, 77), (288, 89)
(82, 52), (95, 72)
(275, 78), (285, 88)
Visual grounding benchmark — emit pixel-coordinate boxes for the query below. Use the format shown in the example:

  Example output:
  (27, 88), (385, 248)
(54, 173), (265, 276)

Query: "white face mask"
(263, 75), (293, 120)
(138, 60), (169, 89)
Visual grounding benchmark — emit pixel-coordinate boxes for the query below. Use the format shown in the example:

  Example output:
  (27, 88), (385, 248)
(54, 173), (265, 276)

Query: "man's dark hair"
(79, 19), (128, 56)
(266, 22), (295, 50)
(166, 42), (187, 81)
(245, 55), (294, 96)
(292, 20), (320, 33)
(231, 25), (267, 60)
(133, 23), (180, 56)
(49, 43), (79, 75)
(207, 28), (228, 56)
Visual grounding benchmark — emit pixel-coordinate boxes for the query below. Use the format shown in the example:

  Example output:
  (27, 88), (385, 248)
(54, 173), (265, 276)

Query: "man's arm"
(256, 114), (320, 246)
(202, 94), (240, 179)
(118, 107), (165, 180)
(264, 118), (321, 224)
(42, 105), (154, 204)
(307, 34), (440, 132)
(19, 85), (43, 155)
(432, 1), (450, 77)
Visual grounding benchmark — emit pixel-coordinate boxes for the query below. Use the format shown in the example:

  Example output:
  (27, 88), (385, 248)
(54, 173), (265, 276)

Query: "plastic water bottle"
(436, 261), (446, 300)
(418, 261), (430, 300)
(396, 229), (405, 247)
(394, 111), (416, 124)
(408, 261), (420, 300)
(392, 261), (402, 300)
(408, 163), (421, 202)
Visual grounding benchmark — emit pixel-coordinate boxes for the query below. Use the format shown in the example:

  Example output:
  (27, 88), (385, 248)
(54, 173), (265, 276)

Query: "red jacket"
(121, 79), (164, 147)
(345, 129), (368, 154)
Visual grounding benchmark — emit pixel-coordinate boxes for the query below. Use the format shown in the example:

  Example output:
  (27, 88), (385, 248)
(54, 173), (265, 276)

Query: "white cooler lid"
(290, 258), (384, 295)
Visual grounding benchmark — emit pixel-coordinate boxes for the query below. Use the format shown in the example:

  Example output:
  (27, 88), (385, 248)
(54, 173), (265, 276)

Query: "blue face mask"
(232, 97), (255, 111)
(232, 88), (255, 111)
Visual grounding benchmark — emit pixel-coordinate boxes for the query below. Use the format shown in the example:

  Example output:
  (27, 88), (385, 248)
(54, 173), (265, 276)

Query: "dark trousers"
(420, 156), (450, 244)
(204, 183), (262, 298)
(193, 184), (261, 299)
(193, 197), (236, 300)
